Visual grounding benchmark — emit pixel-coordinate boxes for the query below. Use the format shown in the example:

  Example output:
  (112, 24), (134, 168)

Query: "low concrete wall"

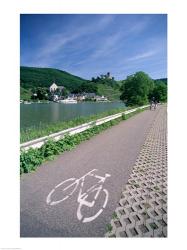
(20, 105), (149, 151)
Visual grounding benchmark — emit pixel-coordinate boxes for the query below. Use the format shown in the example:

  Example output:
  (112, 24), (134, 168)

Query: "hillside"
(20, 87), (32, 100)
(20, 66), (123, 101)
(154, 78), (167, 84)
(97, 84), (121, 101)
(20, 67), (167, 102)
(20, 66), (87, 91)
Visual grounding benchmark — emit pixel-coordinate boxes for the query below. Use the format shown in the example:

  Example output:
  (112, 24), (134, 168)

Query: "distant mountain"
(154, 78), (167, 84)
(20, 66), (87, 91)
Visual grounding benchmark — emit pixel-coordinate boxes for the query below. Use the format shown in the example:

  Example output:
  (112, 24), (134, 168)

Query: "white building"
(49, 83), (64, 93)
(49, 83), (58, 92)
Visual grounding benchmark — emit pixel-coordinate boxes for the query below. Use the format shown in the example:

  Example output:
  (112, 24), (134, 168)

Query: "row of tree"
(30, 87), (69, 100)
(72, 75), (119, 93)
(71, 81), (98, 94)
(22, 71), (167, 104)
(120, 72), (167, 106)
(30, 82), (98, 100)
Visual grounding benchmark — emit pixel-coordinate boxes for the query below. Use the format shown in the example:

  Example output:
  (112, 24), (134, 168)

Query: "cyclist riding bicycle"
(150, 97), (157, 110)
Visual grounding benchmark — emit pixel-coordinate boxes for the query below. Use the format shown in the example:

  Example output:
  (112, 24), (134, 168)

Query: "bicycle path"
(20, 106), (163, 237)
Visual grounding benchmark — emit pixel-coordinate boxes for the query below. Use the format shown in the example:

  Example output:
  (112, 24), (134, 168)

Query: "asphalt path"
(20, 106), (161, 237)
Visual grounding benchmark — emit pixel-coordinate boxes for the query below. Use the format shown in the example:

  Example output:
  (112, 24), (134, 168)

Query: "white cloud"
(91, 32), (122, 59)
(89, 17), (151, 60)
(25, 15), (117, 66)
(21, 14), (166, 80)
(127, 50), (157, 61)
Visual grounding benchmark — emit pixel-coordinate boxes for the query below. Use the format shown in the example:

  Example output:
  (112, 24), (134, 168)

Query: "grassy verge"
(20, 106), (148, 175)
(21, 106), (131, 143)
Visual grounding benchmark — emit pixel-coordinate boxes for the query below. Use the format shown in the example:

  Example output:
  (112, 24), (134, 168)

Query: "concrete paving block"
(105, 106), (167, 238)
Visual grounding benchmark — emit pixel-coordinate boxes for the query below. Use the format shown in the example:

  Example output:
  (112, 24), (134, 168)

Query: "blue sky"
(20, 14), (167, 80)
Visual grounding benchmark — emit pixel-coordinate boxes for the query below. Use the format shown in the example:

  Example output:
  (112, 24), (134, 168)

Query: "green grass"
(112, 212), (118, 220)
(20, 107), (129, 143)
(20, 118), (121, 174)
(106, 223), (113, 233)
(20, 106), (148, 174)
(20, 105), (148, 143)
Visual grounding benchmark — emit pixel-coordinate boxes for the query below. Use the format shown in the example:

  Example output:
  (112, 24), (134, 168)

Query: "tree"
(149, 81), (167, 102)
(72, 82), (98, 94)
(120, 71), (154, 106)
(62, 87), (69, 98)
(36, 87), (48, 100)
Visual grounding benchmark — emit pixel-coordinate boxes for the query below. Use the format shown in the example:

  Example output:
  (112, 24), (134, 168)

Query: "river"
(20, 102), (125, 129)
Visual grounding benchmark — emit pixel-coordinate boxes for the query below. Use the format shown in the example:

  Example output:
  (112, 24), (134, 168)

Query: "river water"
(20, 102), (125, 129)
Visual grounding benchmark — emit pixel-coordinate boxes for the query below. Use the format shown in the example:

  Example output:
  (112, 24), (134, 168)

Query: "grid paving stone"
(105, 105), (167, 237)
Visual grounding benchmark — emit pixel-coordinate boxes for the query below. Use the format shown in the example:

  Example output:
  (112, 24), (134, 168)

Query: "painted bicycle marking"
(46, 169), (111, 223)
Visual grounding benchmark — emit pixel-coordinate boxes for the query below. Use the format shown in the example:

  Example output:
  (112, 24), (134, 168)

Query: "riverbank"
(20, 101), (125, 131)
(20, 106), (129, 143)
(20, 100), (51, 104)
(20, 106), (149, 174)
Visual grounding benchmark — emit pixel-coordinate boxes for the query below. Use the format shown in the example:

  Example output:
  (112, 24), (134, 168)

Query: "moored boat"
(58, 98), (77, 104)
(23, 101), (32, 104)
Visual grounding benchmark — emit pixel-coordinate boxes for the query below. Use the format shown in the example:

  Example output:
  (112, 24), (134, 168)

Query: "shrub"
(20, 106), (148, 174)
(40, 139), (61, 158)
(20, 148), (43, 174)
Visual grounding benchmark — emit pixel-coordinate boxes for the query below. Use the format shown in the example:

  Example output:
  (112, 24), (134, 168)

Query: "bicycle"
(150, 101), (154, 110)
(46, 169), (111, 223)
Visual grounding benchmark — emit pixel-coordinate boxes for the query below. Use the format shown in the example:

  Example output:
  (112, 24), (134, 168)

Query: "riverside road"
(20, 106), (163, 237)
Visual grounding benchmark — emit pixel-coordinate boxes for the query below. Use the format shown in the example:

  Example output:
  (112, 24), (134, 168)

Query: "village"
(20, 71), (118, 104)
(48, 82), (108, 103)
(21, 81), (109, 104)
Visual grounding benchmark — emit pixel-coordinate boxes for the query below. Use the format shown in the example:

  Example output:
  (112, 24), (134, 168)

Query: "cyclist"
(154, 99), (158, 110)
(150, 97), (155, 110)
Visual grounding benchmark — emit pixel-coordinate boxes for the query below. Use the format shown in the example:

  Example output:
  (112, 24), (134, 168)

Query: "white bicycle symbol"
(46, 169), (111, 223)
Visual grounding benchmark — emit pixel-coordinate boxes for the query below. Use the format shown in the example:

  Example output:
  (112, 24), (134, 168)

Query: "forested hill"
(154, 78), (167, 84)
(20, 66), (87, 91)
